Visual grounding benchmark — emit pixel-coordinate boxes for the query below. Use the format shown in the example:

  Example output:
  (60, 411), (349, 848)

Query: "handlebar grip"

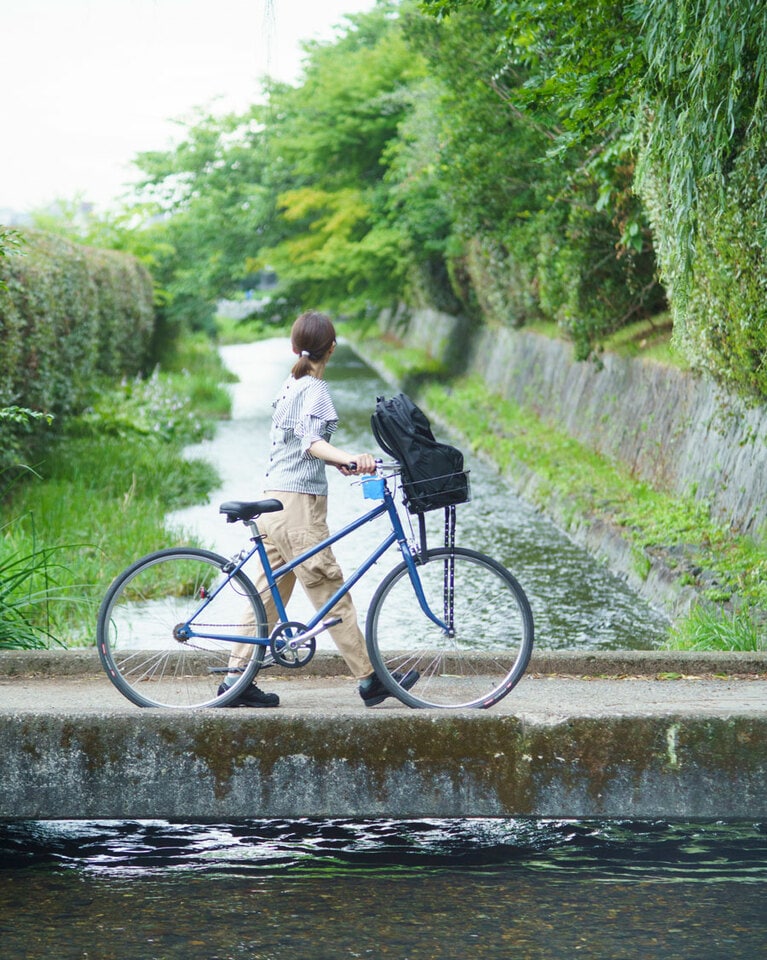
(347, 461), (357, 471)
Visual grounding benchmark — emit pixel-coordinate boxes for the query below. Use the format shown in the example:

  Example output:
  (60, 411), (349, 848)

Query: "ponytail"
(292, 351), (314, 379)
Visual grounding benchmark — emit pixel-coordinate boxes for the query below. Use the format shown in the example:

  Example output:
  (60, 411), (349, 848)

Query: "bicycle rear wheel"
(366, 546), (533, 709)
(97, 548), (267, 709)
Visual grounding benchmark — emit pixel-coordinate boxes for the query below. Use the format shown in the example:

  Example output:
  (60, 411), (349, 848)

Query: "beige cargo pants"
(228, 490), (374, 681)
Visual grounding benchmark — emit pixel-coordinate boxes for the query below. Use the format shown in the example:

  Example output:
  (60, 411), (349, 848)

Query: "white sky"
(0, 0), (377, 215)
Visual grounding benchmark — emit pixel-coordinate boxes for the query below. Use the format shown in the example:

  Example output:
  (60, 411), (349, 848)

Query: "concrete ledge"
(1, 710), (764, 820)
(2, 648), (765, 678)
(2, 661), (765, 820)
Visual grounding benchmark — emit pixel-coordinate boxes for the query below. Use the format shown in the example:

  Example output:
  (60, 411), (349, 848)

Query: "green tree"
(114, 2), (422, 329)
(381, 76), (462, 314)
(422, 0), (767, 396)
(409, 2), (663, 351)
(0, 227), (22, 291)
(250, 0), (426, 316)
(128, 108), (275, 343)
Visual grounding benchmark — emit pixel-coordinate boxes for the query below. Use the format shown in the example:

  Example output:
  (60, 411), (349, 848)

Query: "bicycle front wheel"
(366, 547), (534, 709)
(97, 548), (267, 709)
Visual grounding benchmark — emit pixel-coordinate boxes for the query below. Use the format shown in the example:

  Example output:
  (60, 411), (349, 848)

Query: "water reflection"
(170, 339), (669, 650)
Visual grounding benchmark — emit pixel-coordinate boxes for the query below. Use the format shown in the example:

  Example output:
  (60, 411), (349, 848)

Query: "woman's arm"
(308, 439), (376, 475)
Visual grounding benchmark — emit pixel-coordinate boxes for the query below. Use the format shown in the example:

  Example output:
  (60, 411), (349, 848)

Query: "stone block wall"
(392, 307), (767, 539)
(469, 326), (767, 538)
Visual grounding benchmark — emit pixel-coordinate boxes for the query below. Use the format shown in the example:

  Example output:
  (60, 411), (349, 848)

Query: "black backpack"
(370, 393), (470, 514)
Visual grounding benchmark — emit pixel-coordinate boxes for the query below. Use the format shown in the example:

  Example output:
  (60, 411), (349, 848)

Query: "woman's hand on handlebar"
(339, 453), (377, 476)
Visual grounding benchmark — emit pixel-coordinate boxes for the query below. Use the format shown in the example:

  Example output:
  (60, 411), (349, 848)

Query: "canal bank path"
(2, 649), (765, 719)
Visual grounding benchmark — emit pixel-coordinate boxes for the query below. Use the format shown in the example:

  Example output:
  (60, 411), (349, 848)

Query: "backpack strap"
(444, 503), (456, 550)
(417, 511), (428, 562)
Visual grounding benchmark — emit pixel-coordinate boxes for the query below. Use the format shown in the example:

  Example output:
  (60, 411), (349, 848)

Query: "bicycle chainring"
(269, 621), (316, 668)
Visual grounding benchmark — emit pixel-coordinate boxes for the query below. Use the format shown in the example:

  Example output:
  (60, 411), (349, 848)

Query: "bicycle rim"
(366, 547), (534, 709)
(97, 548), (267, 708)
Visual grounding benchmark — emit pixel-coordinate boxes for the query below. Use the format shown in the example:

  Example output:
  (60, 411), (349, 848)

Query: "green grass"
(0, 534), (70, 650)
(425, 375), (767, 597)
(0, 338), (230, 648)
(162, 332), (239, 418)
(422, 375), (767, 649)
(669, 604), (766, 652)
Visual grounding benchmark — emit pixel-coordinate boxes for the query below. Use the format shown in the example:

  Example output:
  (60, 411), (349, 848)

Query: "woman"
(219, 310), (418, 707)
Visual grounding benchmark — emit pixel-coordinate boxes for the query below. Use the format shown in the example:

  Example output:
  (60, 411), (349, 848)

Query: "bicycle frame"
(179, 479), (448, 647)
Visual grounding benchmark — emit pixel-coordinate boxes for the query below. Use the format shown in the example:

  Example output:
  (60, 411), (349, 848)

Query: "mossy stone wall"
(401, 310), (767, 538)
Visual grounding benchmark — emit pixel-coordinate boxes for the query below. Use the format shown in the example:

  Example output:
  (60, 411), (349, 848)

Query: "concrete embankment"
(2, 650), (765, 821)
(370, 311), (767, 616)
(399, 311), (767, 538)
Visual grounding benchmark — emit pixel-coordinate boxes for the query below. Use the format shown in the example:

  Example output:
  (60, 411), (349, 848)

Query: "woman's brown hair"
(291, 311), (337, 378)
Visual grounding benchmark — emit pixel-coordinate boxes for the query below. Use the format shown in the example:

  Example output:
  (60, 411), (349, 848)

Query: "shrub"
(0, 228), (155, 469)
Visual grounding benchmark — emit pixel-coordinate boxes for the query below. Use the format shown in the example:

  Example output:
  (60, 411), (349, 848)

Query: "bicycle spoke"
(366, 547), (533, 709)
(98, 549), (267, 709)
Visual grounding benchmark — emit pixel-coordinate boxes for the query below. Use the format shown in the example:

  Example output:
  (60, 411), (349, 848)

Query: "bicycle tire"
(365, 546), (534, 709)
(97, 547), (267, 709)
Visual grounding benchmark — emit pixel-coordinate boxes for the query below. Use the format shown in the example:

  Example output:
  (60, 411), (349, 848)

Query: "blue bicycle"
(97, 463), (534, 710)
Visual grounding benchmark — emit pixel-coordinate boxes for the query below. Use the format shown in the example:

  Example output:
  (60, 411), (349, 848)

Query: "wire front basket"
(401, 470), (471, 514)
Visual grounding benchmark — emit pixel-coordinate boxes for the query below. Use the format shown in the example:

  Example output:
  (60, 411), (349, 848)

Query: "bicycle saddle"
(219, 499), (284, 523)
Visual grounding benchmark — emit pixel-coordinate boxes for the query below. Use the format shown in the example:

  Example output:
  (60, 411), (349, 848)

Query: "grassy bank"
(360, 335), (766, 652)
(0, 336), (233, 649)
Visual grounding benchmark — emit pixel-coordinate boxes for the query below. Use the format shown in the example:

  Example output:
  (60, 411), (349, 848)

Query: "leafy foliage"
(0, 539), (69, 651)
(634, 0), (767, 396)
(0, 227), (22, 291)
(66, 369), (216, 445)
(63, 0), (663, 360)
(0, 346), (228, 648)
(118, 2), (420, 323)
(668, 604), (766, 653)
(0, 229), (155, 471)
(421, 0), (767, 393)
(404, 3), (664, 351)
(38, 0), (767, 396)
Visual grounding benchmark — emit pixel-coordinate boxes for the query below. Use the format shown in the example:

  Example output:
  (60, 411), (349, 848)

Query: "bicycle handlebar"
(346, 458), (399, 474)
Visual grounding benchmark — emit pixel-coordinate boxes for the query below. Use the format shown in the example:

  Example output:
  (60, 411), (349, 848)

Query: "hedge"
(0, 229), (155, 422)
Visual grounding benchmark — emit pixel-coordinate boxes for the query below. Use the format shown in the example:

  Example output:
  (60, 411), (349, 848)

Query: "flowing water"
(6, 339), (751, 959)
(1, 818), (765, 959)
(169, 338), (670, 651)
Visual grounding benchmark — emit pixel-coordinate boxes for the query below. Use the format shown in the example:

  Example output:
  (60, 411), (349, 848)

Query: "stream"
(170, 338), (670, 651)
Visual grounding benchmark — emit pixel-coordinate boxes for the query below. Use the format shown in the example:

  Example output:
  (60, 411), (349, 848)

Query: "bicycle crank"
(268, 616), (342, 668)
(268, 621), (316, 668)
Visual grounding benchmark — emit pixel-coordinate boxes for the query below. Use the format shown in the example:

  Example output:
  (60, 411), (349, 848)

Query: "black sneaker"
(359, 669), (419, 707)
(217, 682), (280, 708)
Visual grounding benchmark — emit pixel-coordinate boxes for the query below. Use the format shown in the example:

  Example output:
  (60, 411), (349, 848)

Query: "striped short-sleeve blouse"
(263, 375), (339, 495)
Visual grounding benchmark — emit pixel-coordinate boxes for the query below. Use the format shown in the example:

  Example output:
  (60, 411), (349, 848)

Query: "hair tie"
(300, 350), (311, 358)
